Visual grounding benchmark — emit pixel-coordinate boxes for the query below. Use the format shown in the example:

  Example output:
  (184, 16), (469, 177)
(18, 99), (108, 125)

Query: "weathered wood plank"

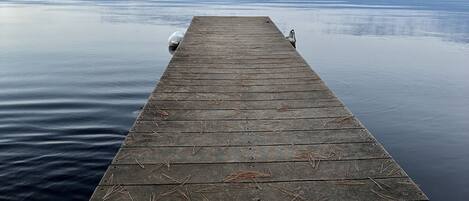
(158, 78), (321, 86)
(173, 50), (298, 56)
(100, 159), (404, 185)
(177, 40), (290, 46)
(113, 143), (386, 164)
(90, 178), (426, 201)
(146, 99), (343, 110)
(156, 83), (326, 93)
(170, 58), (304, 64)
(150, 91), (334, 101)
(124, 129), (372, 147)
(137, 107), (351, 121)
(132, 118), (363, 133)
(167, 62), (309, 68)
(163, 72), (317, 80)
(164, 67), (309, 74)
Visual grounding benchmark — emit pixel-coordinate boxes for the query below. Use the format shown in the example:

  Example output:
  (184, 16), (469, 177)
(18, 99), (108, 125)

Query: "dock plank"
(156, 83), (327, 93)
(91, 178), (426, 201)
(123, 129), (372, 147)
(131, 118), (363, 133)
(137, 107), (351, 121)
(163, 72), (317, 80)
(112, 143), (387, 164)
(100, 159), (404, 185)
(146, 99), (343, 110)
(89, 16), (427, 200)
(159, 78), (321, 86)
(150, 91), (335, 101)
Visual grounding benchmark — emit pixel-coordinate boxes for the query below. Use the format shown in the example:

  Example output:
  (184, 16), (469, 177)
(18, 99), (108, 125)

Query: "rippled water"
(1, 0), (468, 200)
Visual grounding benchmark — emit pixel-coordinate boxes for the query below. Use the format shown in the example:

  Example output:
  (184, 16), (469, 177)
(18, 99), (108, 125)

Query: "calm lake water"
(1, 0), (468, 200)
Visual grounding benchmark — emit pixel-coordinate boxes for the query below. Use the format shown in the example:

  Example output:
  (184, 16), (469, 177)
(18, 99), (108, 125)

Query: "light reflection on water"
(1, 0), (468, 200)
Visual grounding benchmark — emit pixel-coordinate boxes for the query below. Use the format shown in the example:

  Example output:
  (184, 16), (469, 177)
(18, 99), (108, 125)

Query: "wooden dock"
(90, 16), (428, 201)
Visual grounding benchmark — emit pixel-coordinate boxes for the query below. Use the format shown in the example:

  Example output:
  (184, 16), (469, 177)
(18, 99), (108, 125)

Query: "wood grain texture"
(89, 16), (427, 200)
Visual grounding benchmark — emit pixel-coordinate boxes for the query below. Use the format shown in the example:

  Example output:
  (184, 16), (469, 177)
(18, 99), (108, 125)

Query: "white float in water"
(168, 31), (184, 54)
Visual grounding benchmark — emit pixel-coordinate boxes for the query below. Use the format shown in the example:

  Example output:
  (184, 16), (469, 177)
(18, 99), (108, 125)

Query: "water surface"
(1, 0), (469, 200)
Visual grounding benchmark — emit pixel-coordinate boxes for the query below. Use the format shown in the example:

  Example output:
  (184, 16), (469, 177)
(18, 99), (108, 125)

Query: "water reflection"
(4, 0), (467, 43)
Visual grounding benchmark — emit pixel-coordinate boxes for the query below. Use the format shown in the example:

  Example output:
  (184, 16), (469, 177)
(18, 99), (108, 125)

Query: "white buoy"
(168, 31), (184, 54)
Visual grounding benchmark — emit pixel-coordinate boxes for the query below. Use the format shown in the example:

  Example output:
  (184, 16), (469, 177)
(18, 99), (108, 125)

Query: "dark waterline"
(1, 0), (468, 200)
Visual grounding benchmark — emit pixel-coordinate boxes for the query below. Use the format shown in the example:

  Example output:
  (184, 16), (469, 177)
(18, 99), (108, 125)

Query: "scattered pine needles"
(223, 170), (271, 182)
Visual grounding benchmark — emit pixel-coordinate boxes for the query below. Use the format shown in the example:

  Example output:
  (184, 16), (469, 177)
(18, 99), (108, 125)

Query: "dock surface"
(90, 16), (427, 200)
